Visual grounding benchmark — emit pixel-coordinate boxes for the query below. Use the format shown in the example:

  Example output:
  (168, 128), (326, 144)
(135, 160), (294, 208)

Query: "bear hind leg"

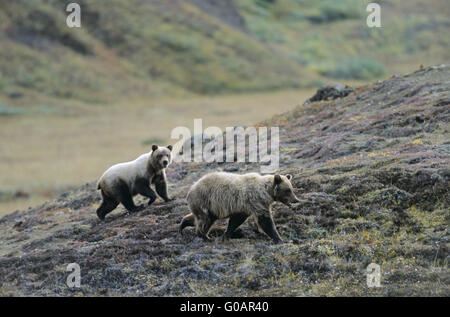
(97, 191), (119, 220)
(179, 213), (196, 233)
(195, 210), (216, 241)
(223, 213), (248, 240)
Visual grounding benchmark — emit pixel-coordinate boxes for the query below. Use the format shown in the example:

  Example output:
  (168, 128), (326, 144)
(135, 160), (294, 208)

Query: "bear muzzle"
(282, 194), (300, 208)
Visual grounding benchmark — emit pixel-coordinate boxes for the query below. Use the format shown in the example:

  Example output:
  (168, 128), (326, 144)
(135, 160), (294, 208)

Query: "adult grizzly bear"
(96, 145), (173, 220)
(180, 172), (299, 243)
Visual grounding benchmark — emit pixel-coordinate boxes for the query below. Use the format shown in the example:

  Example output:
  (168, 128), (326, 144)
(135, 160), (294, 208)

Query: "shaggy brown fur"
(180, 172), (299, 243)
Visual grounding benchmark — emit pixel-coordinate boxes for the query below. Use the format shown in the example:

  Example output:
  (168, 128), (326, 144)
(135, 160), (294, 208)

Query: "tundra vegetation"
(0, 0), (449, 212)
(0, 65), (448, 296)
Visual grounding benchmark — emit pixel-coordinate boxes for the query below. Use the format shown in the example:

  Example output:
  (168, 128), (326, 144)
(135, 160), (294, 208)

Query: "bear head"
(151, 145), (173, 169)
(273, 174), (300, 207)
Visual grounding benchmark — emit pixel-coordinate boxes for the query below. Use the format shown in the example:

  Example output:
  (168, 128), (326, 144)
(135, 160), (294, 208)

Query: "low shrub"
(323, 57), (386, 80)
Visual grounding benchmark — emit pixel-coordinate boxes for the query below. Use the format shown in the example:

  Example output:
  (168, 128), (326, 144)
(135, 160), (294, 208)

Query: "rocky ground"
(0, 65), (449, 296)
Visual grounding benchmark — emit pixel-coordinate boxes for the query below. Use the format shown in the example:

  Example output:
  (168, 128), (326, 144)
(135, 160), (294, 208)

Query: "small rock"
(304, 84), (356, 105)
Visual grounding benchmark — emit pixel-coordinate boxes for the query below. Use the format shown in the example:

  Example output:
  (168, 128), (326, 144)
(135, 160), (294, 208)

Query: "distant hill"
(0, 65), (448, 296)
(0, 0), (315, 104)
(0, 0), (449, 105)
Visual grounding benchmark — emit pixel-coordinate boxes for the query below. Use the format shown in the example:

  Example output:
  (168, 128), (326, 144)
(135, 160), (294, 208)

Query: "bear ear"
(274, 174), (282, 185)
(152, 145), (158, 151)
(286, 174), (292, 180)
(167, 145), (173, 151)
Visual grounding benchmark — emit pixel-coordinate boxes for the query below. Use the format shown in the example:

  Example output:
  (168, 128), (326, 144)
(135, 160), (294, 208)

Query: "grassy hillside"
(0, 0), (449, 108)
(0, 0), (448, 214)
(0, 0), (315, 106)
(0, 65), (448, 296)
(236, 0), (449, 76)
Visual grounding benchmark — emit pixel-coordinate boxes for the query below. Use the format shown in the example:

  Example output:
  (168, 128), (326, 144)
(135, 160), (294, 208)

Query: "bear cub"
(96, 145), (173, 220)
(180, 172), (300, 243)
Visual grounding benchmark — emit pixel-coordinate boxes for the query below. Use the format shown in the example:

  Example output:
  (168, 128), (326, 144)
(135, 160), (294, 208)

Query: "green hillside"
(0, 0), (449, 107)
(0, 0), (315, 106)
(1, 65), (448, 296)
(238, 0), (449, 77)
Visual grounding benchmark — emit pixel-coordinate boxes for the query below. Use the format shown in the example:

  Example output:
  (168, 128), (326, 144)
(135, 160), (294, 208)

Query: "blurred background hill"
(1, 0), (449, 102)
(0, 0), (449, 214)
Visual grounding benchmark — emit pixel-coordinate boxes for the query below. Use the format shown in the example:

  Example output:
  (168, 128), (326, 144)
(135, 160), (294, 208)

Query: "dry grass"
(0, 89), (315, 215)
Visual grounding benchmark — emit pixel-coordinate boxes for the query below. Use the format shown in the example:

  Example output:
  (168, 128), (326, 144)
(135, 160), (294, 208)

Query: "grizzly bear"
(96, 145), (173, 220)
(180, 172), (299, 243)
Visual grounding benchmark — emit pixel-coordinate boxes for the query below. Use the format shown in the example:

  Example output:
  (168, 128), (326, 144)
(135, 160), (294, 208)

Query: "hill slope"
(1, 0), (449, 108)
(0, 65), (449, 296)
(0, 0), (316, 105)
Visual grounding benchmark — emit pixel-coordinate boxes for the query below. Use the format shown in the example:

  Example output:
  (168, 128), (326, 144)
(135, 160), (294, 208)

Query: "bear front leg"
(154, 174), (171, 202)
(143, 187), (157, 206)
(135, 178), (157, 206)
(256, 215), (283, 244)
(116, 180), (144, 212)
